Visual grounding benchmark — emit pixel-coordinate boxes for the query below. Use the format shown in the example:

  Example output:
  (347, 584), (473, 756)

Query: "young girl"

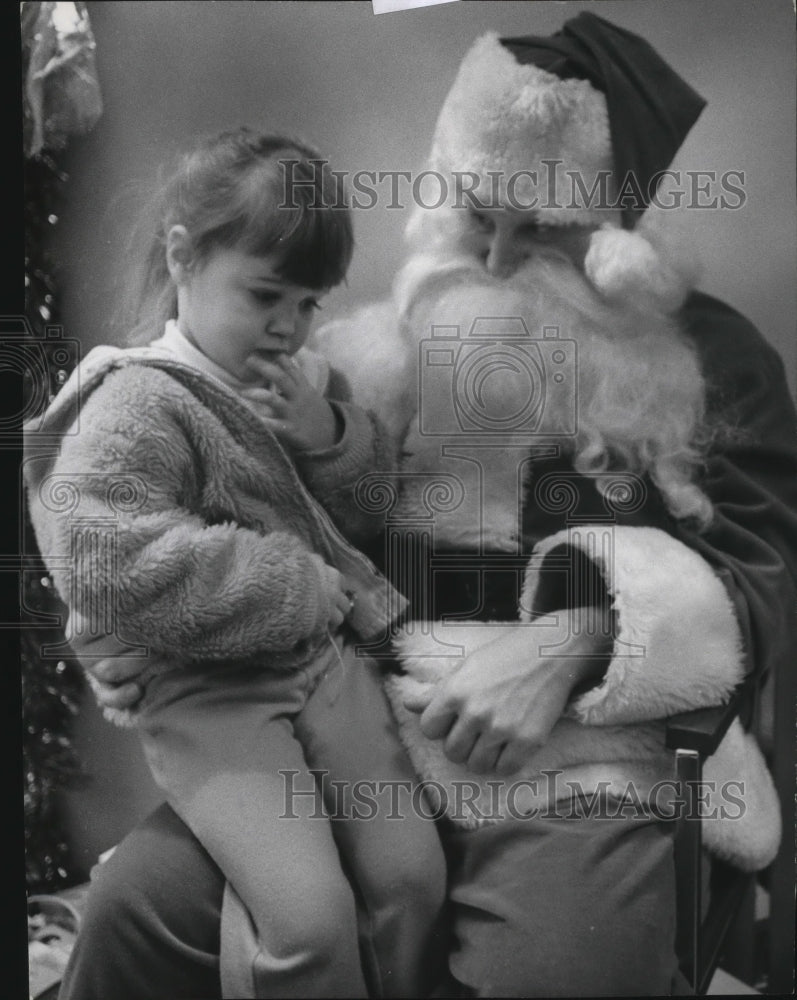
(25, 127), (446, 999)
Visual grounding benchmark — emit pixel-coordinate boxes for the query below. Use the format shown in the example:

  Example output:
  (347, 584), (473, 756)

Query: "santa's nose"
(484, 232), (525, 278)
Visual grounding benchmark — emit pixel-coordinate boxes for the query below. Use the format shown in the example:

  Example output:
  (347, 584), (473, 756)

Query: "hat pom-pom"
(584, 226), (691, 314)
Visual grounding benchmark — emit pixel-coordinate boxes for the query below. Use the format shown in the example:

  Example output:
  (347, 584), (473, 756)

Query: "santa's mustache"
(395, 247), (640, 347)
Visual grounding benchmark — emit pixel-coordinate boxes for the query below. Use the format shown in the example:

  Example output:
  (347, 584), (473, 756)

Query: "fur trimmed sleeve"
(520, 524), (746, 725)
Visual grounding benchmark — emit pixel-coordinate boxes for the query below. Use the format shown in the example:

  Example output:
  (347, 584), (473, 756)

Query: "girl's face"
(171, 242), (324, 384)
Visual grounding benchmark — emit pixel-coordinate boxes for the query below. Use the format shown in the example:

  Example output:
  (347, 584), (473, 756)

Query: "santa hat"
(424, 12), (705, 307)
(431, 12), (705, 229)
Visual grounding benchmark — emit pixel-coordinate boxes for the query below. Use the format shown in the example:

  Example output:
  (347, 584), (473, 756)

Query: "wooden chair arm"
(665, 677), (756, 757)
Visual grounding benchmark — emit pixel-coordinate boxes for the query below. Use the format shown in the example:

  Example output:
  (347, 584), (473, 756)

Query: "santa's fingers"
(418, 701), (458, 741)
(94, 681), (144, 711)
(493, 738), (540, 776)
(441, 714), (482, 765)
(464, 733), (508, 774)
(402, 684), (436, 715)
(89, 654), (148, 685)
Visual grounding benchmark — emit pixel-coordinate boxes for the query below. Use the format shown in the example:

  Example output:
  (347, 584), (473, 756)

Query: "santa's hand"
(65, 611), (155, 710)
(85, 653), (149, 710)
(410, 618), (609, 775)
(402, 685), (436, 715)
(243, 354), (338, 452)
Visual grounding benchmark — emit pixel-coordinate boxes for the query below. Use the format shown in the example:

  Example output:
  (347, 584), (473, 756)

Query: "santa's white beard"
(395, 248), (712, 528)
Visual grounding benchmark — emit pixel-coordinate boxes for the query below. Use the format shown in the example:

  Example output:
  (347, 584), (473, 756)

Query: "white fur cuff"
(701, 717), (781, 871)
(521, 525), (746, 726)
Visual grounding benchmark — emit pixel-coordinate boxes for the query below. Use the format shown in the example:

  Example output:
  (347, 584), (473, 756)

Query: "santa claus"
(311, 12), (795, 994)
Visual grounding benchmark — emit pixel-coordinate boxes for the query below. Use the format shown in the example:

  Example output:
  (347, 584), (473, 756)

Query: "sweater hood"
(26, 343), (160, 440)
(23, 344), (177, 503)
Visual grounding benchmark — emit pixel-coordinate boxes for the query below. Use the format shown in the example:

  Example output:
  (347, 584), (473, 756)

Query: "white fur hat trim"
(430, 33), (613, 225)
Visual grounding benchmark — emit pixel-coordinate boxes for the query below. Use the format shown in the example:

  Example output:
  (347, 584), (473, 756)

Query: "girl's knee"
(257, 872), (360, 965)
(366, 823), (447, 917)
(393, 854), (447, 921)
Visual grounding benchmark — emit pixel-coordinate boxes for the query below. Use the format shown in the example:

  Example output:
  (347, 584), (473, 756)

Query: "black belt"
(391, 539), (611, 624)
(397, 545), (526, 623)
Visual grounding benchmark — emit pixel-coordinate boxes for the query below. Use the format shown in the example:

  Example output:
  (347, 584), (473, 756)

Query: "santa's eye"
(518, 220), (552, 238)
(469, 209), (494, 232)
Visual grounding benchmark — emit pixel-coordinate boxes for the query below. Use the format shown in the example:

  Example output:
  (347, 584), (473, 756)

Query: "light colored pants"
(137, 638), (448, 999)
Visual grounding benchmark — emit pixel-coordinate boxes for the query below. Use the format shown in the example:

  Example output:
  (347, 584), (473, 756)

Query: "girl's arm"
(293, 395), (398, 545)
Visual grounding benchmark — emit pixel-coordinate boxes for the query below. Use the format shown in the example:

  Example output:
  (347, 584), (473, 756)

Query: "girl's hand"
(242, 354), (338, 452)
(307, 552), (354, 631)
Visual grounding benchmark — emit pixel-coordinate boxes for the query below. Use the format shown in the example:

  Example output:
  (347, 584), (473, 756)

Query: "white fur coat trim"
(312, 300), (415, 445)
(386, 623), (780, 870)
(386, 621), (671, 829)
(700, 717), (781, 871)
(521, 525), (746, 725)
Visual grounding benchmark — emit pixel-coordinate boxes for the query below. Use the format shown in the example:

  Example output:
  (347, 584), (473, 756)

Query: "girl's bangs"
(235, 159), (353, 289)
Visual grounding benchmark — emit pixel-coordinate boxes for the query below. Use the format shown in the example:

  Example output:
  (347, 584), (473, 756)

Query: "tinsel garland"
(22, 0), (103, 892)
(21, 571), (85, 893)
(23, 147), (87, 893)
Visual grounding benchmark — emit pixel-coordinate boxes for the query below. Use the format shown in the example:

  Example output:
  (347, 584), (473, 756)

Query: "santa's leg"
(440, 802), (678, 997)
(58, 802), (224, 1000)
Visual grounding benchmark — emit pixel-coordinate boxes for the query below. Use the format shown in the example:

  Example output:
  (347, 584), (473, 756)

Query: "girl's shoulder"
(54, 361), (209, 482)
(83, 341), (222, 401)
(81, 359), (194, 419)
(61, 356), (215, 458)
(27, 346), (198, 448)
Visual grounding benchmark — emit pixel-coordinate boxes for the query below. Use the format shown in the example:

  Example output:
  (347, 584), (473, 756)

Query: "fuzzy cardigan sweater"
(24, 343), (407, 721)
